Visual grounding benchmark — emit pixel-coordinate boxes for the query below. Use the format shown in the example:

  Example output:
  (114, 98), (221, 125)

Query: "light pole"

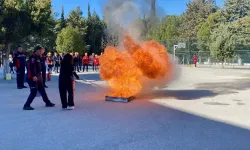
(174, 45), (178, 63)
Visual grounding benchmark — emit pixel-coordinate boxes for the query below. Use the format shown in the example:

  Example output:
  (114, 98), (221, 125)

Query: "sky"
(52, 0), (224, 18)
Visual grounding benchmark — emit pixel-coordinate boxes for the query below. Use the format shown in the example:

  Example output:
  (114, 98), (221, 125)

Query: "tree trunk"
(3, 42), (11, 79)
(221, 61), (224, 68)
(238, 55), (242, 66)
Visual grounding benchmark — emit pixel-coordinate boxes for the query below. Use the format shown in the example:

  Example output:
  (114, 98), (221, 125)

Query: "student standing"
(82, 53), (89, 72)
(13, 46), (27, 89)
(59, 53), (80, 110)
(9, 54), (14, 74)
(93, 54), (99, 71)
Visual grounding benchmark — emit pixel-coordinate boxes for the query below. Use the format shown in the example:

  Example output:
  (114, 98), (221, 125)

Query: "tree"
(222, 0), (250, 22)
(86, 9), (105, 54)
(67, 6), (88, 36)
(209, 23), (236, 64)
(151, 15), (182, 41)
(1, 0), (32, 53)
(1, 0), (54, 52)
(0, 0), (4, 43)
(197, 12), (221, 52)
(181, 0), (217, 38)
(56, 25), (86, 54)
(150, 0), (156, 19)
(230, 16), (250, 61)
(87, 3), (91, 18)
(60, 5), (66, 29)
(13, 0), (56, 53)
(146, 15), (183, 53)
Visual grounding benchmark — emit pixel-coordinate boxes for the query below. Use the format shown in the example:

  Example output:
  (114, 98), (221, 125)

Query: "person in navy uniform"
(40, 48), (48, 88)
(13, 45), (27, 89)
(23, 46), (55, 110)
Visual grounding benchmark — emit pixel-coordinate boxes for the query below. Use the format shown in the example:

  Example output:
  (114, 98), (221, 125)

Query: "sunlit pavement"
(0, 67), (250, 150)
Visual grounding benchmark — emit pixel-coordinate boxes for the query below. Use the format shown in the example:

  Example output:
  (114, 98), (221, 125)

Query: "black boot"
(45, 102), (55, 107)
(23, 106), (34, 110)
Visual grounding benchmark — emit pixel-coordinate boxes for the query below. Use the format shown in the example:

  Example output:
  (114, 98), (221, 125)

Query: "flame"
(99, 35), (173, 98)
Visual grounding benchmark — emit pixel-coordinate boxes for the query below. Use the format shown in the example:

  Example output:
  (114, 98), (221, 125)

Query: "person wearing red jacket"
(193, 55), (198, 68)
(82, 53), (89, 72)
(93, 54), (99, 72)
(46, 52), (53, 73)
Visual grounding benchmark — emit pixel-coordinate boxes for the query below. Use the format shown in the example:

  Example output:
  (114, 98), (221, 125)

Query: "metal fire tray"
(105, 96), (135, 103)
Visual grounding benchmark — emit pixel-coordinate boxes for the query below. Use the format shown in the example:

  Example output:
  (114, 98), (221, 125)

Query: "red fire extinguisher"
(47, 73), (51, 81)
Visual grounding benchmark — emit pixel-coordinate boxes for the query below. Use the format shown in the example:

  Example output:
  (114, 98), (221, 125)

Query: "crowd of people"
(9, 50), (101, 75)
(10, 45), (101, 110)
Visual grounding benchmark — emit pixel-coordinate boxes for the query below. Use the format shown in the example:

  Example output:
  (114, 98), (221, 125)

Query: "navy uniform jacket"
(40, 54), (46, 71)
(53, 56), (59, 64)
(27, 54), (42, 80)
(13, 51), (26, 70)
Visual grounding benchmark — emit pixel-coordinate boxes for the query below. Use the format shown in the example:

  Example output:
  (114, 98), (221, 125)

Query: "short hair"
(18, 45), (22, 48)
(34, 46), (43, 52)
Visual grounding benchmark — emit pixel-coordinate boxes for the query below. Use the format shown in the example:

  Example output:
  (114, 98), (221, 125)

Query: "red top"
(46, 56), (53, 65)
(193, 56), (198, 62)
(94, 57), (99, 66)
(82, 56), (89, 64)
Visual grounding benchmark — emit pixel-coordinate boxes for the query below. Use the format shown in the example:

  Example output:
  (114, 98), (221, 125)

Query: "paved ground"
(0, 67), (250, 150)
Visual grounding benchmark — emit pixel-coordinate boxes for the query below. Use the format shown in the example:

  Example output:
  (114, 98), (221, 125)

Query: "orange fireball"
(99, 35), (172, 98)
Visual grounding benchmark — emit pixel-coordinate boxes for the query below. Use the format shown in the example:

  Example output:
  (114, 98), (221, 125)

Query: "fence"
(159, 39), (250, 68)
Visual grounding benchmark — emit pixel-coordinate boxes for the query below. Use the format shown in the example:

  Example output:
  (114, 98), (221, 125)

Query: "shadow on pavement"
(135, 89), (217, 100)
(195, 79), (250, 95)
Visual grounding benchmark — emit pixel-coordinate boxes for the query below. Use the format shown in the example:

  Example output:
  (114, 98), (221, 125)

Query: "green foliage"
(197, 12), (221, 52)
(150, 15), (182, 41)
(67, 6), (88, 36)
(60, 6), (66, 29)
(223, 0), (250, 22)
(86, 10), (105, 54)
(56, 25), (86, 54)
(210, 23), (236, 62)
(1, 0), (31, 45)
(182, 0), (217, 37)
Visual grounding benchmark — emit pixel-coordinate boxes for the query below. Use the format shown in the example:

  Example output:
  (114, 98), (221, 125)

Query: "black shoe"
(23, 106), (34, 110)
(45, 102), (55, 107)
(22, 86), (28, 88)
(44, 85), (48, 88)
(17, 87), (22, 89)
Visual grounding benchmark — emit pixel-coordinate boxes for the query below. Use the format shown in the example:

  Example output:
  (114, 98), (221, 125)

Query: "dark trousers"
(16, 68), (25, 88)
(74, 64), (79, 72)
(54, 63), (60, 73)
(79, 65), (82, 72)
(48, 65), (53, 73)
(83, 64), (88, 72)
(42, 68), (46, 85)
(24, 79), (50, 107)
(94, 65), (99, 71)
(92, 64), (94, 71)
(59, 77), (74, 108)
(9, 66), (14, 73)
